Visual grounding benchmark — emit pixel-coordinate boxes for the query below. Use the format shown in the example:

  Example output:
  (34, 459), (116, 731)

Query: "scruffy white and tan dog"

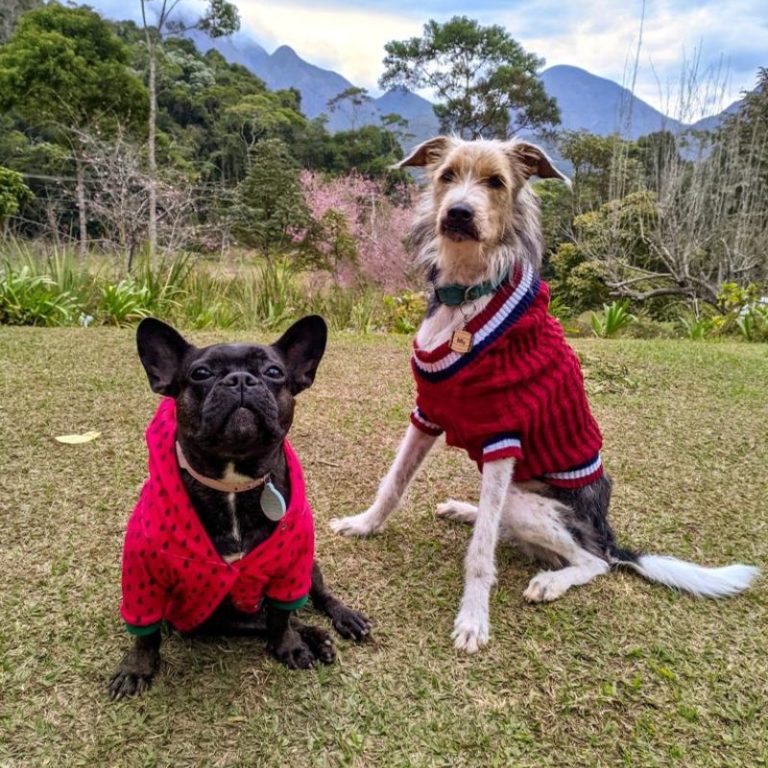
(331, 136), (759, 654)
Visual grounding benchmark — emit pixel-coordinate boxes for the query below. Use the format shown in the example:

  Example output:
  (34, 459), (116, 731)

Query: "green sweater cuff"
(125, 621), (163, 636)
(266, 594), (309, 611)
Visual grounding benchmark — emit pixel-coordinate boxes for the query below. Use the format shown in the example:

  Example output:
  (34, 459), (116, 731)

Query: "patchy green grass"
(0, 328), (766, 767)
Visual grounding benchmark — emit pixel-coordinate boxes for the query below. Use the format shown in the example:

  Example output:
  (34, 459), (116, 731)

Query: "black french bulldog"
(109, 315), (370, 699)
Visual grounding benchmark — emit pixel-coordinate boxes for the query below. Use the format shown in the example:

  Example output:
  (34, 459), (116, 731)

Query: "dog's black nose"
(446, 204), (474, 223)
(221, 372), (258, 388)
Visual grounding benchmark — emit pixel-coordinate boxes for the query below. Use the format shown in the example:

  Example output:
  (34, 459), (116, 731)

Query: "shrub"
(548, 242), (610, 313)
(382, 290), (427, 334)
(0, 264), (81, 326)
(590, 300), (636, 338)
(99, 279), (152, 326)
(677, 314), (715, 340)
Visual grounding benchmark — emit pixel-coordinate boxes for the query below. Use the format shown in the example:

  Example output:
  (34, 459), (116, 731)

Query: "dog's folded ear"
(136, 318), (192, 397)
(272, 315), (328, 395)
(395, 136), (454, 168)
(507, 141), (571, 186)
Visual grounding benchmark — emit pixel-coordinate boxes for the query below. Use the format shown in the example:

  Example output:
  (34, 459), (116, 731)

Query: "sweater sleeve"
(410, 406), (444, 436)
(481, 432), (524, 463)
(120, 499), (169, 634)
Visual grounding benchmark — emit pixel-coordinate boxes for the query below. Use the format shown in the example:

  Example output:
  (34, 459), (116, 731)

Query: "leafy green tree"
(233, 139), (310, 257)
(0, 166), (33, 233)
(0, 3), (147, 259)
(327, 87), (372, 131)
(327, 125), (405, 179)
(224, 93), (307, 173)
(140, 0), (240, 260)
(380, 16), (559, 139)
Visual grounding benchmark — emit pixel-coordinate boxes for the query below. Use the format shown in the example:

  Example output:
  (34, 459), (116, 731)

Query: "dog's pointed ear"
(136, 318), (192, 397)
(395, 136), (454, 168)
(507, 141), (571, 186)
(272, 315), (328, 395)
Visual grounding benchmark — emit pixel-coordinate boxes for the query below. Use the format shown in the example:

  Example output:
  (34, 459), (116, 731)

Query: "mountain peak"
(272, 45), (300, 62)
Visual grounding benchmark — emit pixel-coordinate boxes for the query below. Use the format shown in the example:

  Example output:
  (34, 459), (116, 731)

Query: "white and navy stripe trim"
(411, 407), (443, 435)
(413, 262), (539, 383)
(544, 454), (603, 484)
(482, 433), (523, 459)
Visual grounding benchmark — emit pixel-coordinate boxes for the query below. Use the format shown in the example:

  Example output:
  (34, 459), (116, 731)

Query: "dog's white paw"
(329, 511), (382, 537)
(523, 570), (570, 603)
(436, 499), (478, 524)
(451, 611), (489, 654)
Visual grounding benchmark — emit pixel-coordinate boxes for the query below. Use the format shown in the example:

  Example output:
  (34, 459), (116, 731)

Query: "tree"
(140, 0), (240, 261)
(0, 166), (33, 234)
(380, 16), (559, 139)
(224, 93), (307, 174)
(233, 139), (310, 257)
(327, 87), (372, 131)
(0, 3), (147, 260)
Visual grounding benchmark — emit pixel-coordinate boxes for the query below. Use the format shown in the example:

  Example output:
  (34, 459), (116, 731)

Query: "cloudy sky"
(96, 0), (766, 117)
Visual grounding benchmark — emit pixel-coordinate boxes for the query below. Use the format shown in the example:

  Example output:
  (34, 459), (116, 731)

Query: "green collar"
(434, 271), (509, 306)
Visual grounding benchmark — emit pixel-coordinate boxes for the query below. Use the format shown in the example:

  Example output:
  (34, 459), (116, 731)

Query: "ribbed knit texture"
(411, 268), (604, 488)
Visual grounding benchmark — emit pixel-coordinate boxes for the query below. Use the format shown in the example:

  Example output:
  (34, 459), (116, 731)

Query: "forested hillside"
(0, 4), (766, 341)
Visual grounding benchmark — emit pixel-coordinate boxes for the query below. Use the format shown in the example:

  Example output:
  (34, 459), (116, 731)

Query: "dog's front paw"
(296, 624), (337, 665)
(451, 611), (490, 654)
(327, 604), (372, 641)
(329, 510), (382, 537)
(108, 648), (160, 700)
(269, 629), (317, 670)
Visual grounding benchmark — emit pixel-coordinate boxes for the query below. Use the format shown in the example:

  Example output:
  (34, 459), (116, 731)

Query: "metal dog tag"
(261, 481), (287, 521)
(450, 329), (473, 354)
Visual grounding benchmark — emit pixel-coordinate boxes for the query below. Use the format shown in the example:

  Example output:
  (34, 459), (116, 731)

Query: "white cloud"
(89, 0), (766, 116)
(235, 2), (420, 88)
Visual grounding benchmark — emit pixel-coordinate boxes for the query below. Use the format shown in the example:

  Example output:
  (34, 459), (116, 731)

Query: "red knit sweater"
(120, 399), (314, 634)
(410, 263), (604, 488)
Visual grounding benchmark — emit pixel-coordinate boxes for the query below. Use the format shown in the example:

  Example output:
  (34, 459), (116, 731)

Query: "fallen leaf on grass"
(54, 431), (102, 444)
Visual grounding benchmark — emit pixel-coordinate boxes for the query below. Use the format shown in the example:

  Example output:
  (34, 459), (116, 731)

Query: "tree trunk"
(74, 154), (87, 264)
(147, 39), (158, 266)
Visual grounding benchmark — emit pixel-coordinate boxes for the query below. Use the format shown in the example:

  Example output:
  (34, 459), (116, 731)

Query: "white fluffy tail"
(628, 555), (759, 598)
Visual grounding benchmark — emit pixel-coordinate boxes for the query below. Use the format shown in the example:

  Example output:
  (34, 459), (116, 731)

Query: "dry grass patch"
(0, 329), (766, 767)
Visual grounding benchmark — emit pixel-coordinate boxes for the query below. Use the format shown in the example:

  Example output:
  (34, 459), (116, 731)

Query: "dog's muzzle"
(441, 204), (479, 241)
(200, 374), (281, 442)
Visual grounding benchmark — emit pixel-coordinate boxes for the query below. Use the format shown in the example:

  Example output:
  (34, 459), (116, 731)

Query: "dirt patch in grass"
(0, 329), (766, 767)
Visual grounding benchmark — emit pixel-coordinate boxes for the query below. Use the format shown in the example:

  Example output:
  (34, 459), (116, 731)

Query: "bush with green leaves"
(710, 282), (768, 342)
(98, 279), (153, 326)
(0, 166), (33, 229)
(548, 242), (610, 313)
(590, 300), (636, 338)
(382, 290), (427, 334)
(677, 314), (715, 341)
(0, 264), (81, 326)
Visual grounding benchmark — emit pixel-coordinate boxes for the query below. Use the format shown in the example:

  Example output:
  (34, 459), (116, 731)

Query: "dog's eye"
(190, 366), (213, 381)
(487, 175), (505, 189)
(264, 365), (284, 380)
(440, 170), (455, 183)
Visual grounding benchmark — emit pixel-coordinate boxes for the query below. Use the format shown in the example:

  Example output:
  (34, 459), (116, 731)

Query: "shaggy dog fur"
(331, 136), (759, 654)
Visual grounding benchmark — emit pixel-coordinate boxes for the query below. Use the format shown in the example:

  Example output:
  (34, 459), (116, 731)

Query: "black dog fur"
(109, 316), (370, 699)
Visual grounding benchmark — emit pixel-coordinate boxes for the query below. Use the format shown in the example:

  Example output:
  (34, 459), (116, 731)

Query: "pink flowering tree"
(300, 170), (416, 291)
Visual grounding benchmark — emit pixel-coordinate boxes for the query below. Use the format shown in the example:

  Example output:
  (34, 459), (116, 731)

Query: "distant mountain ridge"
(192, 31), (737, 145)
(187, 30), (436, 136)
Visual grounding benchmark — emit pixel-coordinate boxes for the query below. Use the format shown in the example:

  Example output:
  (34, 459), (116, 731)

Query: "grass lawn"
(1, 328), (766, 767)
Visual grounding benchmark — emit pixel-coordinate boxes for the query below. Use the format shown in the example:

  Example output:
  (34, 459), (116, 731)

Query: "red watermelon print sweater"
(411, 262), (604, 489)
(120, 398), (314, 636)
